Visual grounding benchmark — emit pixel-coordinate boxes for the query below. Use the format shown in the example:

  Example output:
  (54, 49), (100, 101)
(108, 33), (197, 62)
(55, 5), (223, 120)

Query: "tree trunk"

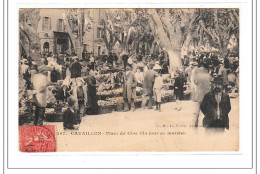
(168, 49), (182, 72)
(63, 10), (76, 52)
(149, 9), (182, 71)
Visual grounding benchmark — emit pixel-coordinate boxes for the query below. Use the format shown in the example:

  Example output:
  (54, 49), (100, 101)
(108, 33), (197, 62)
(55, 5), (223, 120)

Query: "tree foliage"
(100, 9), (152, 53)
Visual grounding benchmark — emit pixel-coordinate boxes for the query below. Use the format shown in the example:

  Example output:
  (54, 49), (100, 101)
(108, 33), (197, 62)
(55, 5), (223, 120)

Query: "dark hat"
(211, 75), (224, 84)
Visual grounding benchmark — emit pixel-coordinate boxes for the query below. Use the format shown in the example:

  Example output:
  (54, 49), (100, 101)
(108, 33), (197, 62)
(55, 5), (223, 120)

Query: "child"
(173, 69), (185, 111)
(63, 96), (77, 130)
(153, 64), (163, 112)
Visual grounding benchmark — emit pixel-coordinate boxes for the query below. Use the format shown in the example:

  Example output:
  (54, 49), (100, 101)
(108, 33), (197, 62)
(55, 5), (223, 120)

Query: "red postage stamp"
(19, 126), (56, 152)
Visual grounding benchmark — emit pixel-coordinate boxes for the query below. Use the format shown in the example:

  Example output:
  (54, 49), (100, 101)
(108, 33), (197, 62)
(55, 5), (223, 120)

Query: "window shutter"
(49, 17), (52, 30)
(42, 17), (44, 30)
(57, 19), (59, 31)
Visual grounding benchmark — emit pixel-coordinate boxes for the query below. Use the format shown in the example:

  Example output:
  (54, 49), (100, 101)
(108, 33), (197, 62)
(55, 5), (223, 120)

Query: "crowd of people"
(19, 49), (239, 131)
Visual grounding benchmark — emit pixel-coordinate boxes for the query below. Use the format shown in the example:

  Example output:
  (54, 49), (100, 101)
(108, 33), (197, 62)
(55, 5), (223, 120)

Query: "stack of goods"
(99, 68), (121, 74)
(161, 90), (174, 102)
(45, 102), (66, 122)
(162, 74), (173, 90)
(45, 85), (67, 122)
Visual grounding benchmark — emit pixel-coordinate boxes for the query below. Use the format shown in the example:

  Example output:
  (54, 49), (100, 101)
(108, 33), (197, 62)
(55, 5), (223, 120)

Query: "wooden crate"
(45, 112), (63, 122)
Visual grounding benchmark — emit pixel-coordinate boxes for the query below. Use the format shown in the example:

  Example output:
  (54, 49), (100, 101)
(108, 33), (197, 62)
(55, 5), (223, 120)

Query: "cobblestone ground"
(47, 97), (239, 151)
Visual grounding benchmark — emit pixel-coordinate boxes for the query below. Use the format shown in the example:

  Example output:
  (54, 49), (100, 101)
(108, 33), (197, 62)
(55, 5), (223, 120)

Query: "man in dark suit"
(69, 56), (82, 79)
(200, 75), (231, 132)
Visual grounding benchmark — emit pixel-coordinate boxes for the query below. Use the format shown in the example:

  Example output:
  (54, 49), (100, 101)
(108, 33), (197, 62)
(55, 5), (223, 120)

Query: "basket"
(168, 95), (175, 102)
(98, 105), (114, 115)
(135, 101), (142, 108)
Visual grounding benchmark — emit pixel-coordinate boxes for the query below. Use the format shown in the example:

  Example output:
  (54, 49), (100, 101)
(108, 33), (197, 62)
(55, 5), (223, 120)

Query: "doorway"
(43, 42), (49, 54)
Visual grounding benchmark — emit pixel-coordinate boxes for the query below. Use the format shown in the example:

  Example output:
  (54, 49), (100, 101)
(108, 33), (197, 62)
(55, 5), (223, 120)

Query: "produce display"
(19, 70), (183, 122)
(97, 88), (123, 97)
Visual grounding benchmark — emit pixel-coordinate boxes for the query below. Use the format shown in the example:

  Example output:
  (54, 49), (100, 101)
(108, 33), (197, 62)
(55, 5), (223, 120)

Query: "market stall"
(19, 69), (190, 124)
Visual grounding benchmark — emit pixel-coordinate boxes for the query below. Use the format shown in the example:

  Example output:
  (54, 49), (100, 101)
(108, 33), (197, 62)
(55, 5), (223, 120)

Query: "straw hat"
(127, 57), (133, 65)
(153, 64), (162, 70)
(76, 77), (85, 83)
(192, 61), (198, 66)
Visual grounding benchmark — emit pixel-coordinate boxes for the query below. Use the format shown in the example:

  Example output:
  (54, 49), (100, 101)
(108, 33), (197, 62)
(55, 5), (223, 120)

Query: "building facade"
(37, 9), (107, 57)
(83, 9), (107, 56)
(37, 9), (71, 55)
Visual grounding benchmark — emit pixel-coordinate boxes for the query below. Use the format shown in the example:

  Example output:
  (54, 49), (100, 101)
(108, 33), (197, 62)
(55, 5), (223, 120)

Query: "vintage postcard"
(18, 8), (239, 152)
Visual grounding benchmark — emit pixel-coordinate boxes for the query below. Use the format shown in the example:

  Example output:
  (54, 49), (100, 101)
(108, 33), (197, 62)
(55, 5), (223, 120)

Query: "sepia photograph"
(18, 8), (240, 152)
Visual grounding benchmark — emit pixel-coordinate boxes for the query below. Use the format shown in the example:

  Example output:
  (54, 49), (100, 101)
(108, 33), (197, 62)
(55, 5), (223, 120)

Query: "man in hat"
(107, 52), (114, 65)
(121, 52), (129, 70)
(31, 58), (53, 125)
(141, 61), (155, 109)
(200, 75), (231, 132)
(218, 60), (229, 85)
(174, 68), (185, 111)
(123, 63), (137, 112)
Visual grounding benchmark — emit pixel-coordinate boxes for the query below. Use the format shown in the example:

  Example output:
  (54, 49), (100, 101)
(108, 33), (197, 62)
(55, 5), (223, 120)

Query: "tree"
(148, 8), (239, 71)
(198, 9), (239, 56)
(19, 9), (41, 58)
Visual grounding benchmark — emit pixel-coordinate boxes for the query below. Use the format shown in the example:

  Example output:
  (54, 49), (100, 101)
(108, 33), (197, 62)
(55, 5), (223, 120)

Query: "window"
(57, 19), (64, 31)
(97, 28), (103, 38)
(42, 17), (51, 31)
(98, 46), (101, 56)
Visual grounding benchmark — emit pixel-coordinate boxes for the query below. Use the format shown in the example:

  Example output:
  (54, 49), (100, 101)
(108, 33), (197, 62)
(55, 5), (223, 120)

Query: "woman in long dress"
(85, 69), (99, 115)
